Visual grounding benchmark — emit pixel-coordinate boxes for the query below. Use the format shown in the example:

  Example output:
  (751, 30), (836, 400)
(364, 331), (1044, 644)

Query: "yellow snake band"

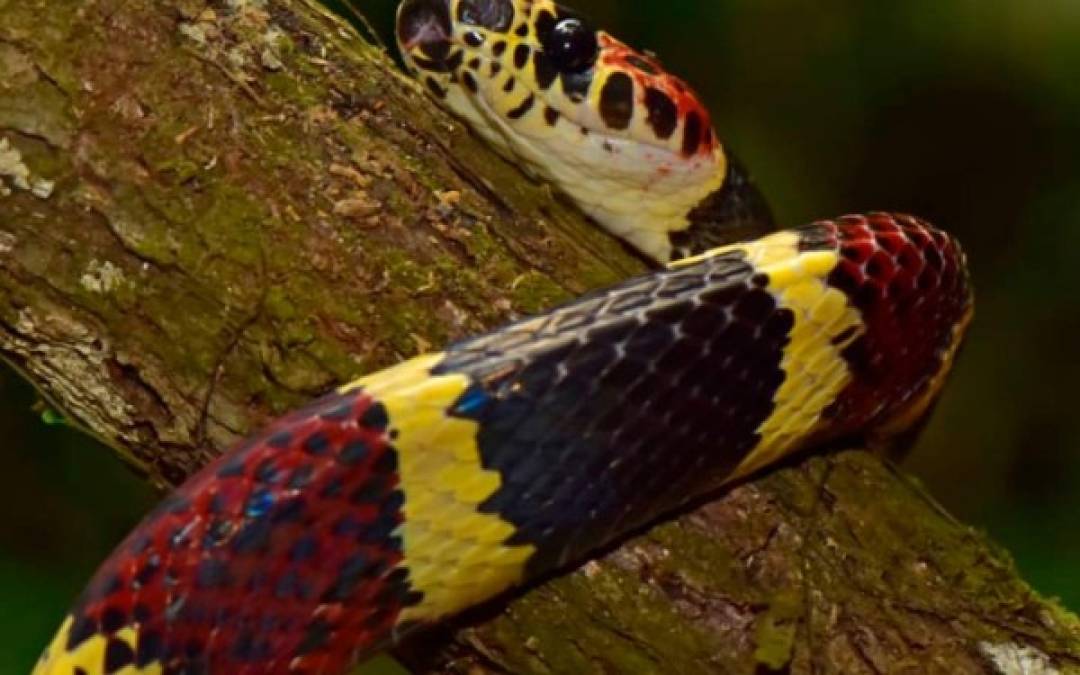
(33, 1), (974, 673)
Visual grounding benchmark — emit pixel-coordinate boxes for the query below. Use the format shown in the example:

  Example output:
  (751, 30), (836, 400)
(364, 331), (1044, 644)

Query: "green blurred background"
(3, 0), (1079, 671)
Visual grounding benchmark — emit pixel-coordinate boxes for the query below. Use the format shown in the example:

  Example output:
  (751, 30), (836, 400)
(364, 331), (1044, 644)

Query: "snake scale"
(34, 0), (974, 673)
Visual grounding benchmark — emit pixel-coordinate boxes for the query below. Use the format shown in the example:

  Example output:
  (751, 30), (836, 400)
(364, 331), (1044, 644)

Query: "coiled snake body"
(34, 1), (974, 673)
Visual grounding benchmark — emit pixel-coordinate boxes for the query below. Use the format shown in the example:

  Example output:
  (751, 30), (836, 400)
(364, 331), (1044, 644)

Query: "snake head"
(397, 0), (773, 263)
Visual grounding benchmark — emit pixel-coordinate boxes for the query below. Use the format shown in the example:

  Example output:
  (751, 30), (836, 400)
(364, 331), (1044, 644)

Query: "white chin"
(439, 82), (725, 263)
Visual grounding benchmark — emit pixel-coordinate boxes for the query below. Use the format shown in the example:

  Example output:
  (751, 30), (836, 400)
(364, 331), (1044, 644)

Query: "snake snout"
(397, 0), (454, 63)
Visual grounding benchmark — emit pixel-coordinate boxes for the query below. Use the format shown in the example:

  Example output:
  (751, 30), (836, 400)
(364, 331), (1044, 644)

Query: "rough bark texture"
(1, 1), (1078, 673)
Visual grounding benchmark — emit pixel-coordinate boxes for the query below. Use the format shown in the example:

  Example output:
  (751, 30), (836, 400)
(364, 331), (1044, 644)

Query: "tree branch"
(1, 1), (1077, 672)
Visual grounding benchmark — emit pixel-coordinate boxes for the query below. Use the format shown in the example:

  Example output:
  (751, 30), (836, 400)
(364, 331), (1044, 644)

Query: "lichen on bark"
(1, 1), (1079, 673)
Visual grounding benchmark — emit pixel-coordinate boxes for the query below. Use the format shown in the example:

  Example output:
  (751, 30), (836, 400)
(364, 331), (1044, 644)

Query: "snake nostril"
(397, 0), (454, 62)
(457, 0), (514, 33)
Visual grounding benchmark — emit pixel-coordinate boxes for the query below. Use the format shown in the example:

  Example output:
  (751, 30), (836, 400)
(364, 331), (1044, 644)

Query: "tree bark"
(0, 1), (1077, 673)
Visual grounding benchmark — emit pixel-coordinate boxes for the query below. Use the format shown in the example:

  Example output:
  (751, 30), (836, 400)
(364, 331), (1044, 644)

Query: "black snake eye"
(542, 18), (599, 73)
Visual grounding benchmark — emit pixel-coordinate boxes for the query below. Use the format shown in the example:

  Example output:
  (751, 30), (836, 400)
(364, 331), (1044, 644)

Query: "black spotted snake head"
(397, 0), (774, 263)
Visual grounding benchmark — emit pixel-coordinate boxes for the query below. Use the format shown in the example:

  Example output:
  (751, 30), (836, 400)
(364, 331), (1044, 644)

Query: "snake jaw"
(397, 0), (743, 263)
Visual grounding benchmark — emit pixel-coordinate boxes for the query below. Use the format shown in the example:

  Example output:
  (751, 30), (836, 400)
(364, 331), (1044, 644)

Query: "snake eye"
(457, 0), (514, 33)
(542, 18), (599, 73)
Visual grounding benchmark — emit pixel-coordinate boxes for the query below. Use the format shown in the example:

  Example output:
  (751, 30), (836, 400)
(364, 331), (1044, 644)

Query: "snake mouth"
(397, 0), (454, 67)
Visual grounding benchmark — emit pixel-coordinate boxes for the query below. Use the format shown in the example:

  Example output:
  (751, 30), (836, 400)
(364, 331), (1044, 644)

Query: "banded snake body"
(34, 0), (974, 673)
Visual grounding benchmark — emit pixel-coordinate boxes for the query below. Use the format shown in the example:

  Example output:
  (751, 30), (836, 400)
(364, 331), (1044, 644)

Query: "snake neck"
(668, 153), (776, 261)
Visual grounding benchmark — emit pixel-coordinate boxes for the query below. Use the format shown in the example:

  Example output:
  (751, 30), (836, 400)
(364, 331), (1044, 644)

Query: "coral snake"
(34, 0), (974, 673)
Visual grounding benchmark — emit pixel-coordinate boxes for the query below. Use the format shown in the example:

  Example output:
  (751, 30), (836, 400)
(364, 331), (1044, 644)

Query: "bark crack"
(194, 292), (268, 450)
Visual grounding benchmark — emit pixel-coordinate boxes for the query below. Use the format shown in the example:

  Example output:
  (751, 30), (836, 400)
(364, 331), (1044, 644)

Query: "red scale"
(823, 214), (972, 437)
(67, 389), (415, 673)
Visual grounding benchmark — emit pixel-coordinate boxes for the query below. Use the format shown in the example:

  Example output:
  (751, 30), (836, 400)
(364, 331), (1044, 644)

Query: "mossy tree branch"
(1, 1), (1077, 672)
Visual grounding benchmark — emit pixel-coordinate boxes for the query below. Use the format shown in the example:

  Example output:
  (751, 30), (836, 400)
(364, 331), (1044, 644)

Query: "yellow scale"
(36, 620), (160, 675)
(342, 356), (536, 623)
(673, 232), (863, 481)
